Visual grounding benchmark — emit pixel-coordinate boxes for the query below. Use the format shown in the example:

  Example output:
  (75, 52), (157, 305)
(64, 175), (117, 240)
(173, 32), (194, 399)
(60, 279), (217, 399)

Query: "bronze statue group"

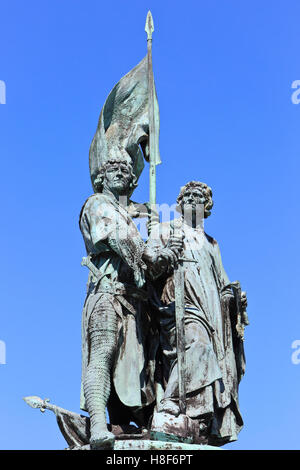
(79, 158), (248, 449)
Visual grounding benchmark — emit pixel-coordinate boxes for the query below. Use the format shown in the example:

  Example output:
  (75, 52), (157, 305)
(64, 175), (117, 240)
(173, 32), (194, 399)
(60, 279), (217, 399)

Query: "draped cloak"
(147, 218), (245, 444)
(79, 193), (158, 412)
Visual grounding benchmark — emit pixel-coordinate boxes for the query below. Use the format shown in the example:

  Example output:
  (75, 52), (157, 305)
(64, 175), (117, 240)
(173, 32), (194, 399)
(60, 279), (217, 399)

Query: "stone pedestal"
(114, 440), (221, 450)
(71, 440), (220, 450)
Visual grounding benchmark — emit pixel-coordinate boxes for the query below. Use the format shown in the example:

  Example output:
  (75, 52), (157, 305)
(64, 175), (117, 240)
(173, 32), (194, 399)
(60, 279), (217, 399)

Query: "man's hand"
(156, 235), (184, 269)
(166, 235), (184, 259)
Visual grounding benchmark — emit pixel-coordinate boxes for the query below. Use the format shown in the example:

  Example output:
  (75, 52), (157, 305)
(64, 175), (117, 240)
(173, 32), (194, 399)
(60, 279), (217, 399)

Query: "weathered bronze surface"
(24, 11), (248, 450)
(147, 182), (248, 446)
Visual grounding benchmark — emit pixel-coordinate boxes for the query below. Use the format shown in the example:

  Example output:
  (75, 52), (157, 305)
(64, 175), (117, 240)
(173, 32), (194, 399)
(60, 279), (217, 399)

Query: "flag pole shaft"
(147, 38), (156, 208)
(145, 11), (157, 215)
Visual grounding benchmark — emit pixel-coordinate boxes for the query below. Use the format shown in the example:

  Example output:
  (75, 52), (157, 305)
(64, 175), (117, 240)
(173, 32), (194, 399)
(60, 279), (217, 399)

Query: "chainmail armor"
(83, 295), (118, 432)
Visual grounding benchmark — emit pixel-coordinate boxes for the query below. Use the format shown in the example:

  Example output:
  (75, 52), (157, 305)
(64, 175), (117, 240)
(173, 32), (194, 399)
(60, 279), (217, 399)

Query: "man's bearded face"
(104, 162), (133, 195)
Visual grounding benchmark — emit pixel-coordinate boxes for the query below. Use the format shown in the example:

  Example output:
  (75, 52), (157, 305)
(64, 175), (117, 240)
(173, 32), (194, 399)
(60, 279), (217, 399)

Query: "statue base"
(23, 397), (224, 450)
(69, 439), (221, 450)
(150, 410), (211, 445)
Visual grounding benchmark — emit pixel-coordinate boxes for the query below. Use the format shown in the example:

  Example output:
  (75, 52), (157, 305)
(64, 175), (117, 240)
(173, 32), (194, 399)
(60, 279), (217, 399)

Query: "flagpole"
(145, 11), (157, 219)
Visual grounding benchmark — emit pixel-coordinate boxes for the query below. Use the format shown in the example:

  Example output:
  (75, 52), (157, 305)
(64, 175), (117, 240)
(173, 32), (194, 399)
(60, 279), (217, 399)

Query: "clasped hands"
(157, 235), (184, 269)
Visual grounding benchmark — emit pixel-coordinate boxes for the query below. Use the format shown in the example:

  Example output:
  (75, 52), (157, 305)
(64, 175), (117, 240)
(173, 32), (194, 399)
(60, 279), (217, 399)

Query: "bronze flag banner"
(89, 56), (161, 191)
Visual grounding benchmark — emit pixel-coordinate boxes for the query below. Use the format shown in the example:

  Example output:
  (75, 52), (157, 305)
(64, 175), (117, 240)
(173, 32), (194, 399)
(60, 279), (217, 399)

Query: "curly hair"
(176, 181), (214, 218)
(93, 159), (138, 193)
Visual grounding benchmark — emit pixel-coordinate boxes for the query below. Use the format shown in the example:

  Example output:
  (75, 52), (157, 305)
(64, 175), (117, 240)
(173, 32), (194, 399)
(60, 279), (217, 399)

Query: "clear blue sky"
(1, 0), (299, 450)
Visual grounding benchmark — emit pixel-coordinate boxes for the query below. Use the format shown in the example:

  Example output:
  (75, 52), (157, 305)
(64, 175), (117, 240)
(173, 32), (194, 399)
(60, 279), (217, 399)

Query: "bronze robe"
(148, 218), (244, 444)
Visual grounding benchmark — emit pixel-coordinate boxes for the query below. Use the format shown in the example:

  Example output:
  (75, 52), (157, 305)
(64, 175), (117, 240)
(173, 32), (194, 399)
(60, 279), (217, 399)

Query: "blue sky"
(0, 0), (299, 450)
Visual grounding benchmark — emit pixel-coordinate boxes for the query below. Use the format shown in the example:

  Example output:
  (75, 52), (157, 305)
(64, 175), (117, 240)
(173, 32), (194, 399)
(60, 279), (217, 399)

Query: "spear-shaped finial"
(144, 10), (159, 216)
(23, 395), (83, 419)
(145, 10), (154, 40)
(23, 396), (50, 413)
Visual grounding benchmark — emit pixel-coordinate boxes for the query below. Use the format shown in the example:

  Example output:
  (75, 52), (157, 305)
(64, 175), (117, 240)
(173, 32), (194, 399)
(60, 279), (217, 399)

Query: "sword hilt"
(81, 255), (100, 280)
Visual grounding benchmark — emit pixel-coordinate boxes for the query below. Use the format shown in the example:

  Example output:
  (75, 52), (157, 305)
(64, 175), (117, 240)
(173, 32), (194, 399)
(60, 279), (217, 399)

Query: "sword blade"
(174, 260), (186, 414)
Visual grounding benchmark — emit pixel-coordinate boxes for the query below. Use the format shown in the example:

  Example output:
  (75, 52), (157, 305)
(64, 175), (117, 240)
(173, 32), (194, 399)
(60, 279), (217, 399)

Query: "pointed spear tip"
(145, 10), (154, 39)
(23, 395), (44, 409)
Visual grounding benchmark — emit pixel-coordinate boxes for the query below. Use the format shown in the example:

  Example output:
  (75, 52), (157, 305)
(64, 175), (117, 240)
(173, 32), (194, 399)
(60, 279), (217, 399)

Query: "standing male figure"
(79, 158), (181, 449)
(148, 181), (248, 446)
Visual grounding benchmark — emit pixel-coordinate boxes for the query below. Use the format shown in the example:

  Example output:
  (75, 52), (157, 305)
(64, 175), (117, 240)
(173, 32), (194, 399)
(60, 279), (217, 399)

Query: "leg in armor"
(83, 297), (118, 449)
